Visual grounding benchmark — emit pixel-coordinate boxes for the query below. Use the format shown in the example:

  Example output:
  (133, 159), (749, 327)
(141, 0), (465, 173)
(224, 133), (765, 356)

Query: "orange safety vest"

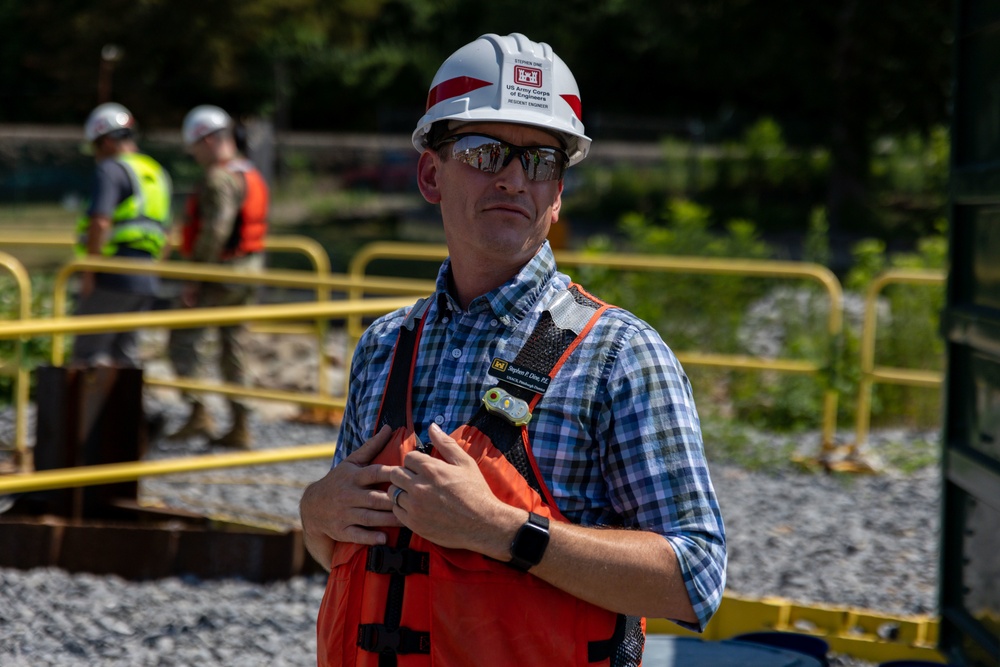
(180, 158), (268, 260)
(317, 285), (646, 667)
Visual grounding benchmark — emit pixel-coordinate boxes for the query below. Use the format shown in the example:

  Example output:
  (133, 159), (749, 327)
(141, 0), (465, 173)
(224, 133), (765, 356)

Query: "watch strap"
(508, 511), (550, 572)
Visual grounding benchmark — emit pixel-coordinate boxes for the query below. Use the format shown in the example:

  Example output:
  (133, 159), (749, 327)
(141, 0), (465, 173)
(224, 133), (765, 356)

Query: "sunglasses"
(434, 133), (568, 182)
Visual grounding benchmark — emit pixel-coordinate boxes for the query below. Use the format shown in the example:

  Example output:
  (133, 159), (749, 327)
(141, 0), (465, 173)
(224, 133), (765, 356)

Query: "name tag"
(488, 357), (550, 394)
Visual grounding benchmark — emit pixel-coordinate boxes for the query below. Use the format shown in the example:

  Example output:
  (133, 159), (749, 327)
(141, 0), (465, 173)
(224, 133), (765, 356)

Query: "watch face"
(515, 522), (549, 562)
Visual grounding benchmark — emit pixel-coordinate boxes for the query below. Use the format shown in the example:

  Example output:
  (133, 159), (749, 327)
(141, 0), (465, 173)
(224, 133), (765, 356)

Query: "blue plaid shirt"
(335, 243), (726, 630)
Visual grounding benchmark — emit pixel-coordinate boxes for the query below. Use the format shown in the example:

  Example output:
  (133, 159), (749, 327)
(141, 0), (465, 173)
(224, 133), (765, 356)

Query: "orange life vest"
(180, 158), (268, 260)
(316, 285), (646, 667)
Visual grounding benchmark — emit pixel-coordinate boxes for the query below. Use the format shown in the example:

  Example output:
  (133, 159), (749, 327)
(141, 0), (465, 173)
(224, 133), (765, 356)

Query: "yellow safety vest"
(75, 153), (172, 259)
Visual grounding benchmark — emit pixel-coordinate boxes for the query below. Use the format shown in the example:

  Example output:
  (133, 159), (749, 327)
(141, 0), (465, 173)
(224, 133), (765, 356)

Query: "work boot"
(210, 406), (252, 449)
(166, 402), (215, 441)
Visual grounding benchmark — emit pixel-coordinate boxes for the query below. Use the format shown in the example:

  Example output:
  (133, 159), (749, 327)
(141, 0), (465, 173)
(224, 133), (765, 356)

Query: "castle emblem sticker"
(514, 65), (542, 88)
(488, 357), (550, 394)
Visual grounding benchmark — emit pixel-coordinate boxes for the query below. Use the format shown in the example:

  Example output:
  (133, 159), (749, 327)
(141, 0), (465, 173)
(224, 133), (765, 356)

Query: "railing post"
(0, 251), (32, 472)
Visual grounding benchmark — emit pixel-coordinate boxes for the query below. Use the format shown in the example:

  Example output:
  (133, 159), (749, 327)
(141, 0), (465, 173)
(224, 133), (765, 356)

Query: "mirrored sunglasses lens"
(445, 135), (565, 180)
(449, 136), (505, 173)
(523, 149), (564, 181)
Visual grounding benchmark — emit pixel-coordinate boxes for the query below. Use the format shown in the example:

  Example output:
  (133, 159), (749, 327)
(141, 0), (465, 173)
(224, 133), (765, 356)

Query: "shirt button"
(434, 415), (445, 425)
(451, 348), (462, 359)
(490, 319), (499, 327)
(442, 316), (450, 324)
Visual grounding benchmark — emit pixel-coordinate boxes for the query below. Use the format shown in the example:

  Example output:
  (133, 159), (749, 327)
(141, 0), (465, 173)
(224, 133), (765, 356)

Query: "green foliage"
(575, 192), (948, 436)
(568, 118), (947, 248)
(700, 420), (799, 471)
(844, 221), (947, 428)
(576, 199), (772, 355)
(0, 274), (63, 402)
(869, 127), (951, 239)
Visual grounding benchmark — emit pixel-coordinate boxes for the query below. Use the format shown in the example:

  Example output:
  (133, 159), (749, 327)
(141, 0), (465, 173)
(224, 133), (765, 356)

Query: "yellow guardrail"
(349, 242), (846, 463)
(0, 250), (32, 471)
(0, 442), (337, 494)
(0, 246), (950, 665)
(0, 294), (420, 461)
(49, 255), (434, 376)
(0, 230), (330, 275)
(852, 269), (946, 454)
(0, 239), (950, 473)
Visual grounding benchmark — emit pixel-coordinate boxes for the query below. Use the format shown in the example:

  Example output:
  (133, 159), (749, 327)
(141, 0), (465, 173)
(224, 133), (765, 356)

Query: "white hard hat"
(182, 105), (232, 146)
(84, 102), (135, 142)
(412, 33), (591, 166)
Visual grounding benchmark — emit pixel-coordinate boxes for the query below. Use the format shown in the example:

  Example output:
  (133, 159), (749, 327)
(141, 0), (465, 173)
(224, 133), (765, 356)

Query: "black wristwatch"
(509, 512), (550, 571)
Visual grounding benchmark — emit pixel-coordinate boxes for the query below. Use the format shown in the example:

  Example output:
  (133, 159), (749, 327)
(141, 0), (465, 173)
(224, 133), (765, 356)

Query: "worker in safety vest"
(71, 102), (172, 368)
(165, 105), (268, 449)
(299, 33), (726, 666)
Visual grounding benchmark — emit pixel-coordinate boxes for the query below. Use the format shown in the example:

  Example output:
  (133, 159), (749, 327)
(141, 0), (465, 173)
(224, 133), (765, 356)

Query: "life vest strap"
(587, 613), (645, 665)
(357, 624), (431, 655)
(366, 545), (430, 575)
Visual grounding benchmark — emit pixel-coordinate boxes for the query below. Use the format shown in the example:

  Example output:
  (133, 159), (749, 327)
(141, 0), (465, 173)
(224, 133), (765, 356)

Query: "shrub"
(0, 273), (63, 402)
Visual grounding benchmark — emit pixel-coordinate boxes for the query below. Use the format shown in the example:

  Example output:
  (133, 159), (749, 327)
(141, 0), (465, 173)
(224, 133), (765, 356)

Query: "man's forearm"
(480, 511), (698, 623)
(87, 215), (111, 255)
(534, 522), (697, 623)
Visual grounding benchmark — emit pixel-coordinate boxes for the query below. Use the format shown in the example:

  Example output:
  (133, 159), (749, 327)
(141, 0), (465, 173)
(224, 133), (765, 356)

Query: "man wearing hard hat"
(164, 105), (269, 449)
(72, 102), (172, 368)
(300, 33), (726, 666)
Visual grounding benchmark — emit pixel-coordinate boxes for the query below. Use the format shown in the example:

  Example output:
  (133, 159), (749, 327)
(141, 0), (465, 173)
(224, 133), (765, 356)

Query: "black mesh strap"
(587, 614), (645, 666)
(377, 298), (430, 432)
(479, 285), (606, 485)
(357, 623), (431, 655)
(366, 545), (430, 575)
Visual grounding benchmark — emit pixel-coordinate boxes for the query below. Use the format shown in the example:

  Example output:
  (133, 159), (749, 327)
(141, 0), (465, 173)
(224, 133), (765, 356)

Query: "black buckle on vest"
(357, 624), (431, 654)
(366, 545), (430, 575)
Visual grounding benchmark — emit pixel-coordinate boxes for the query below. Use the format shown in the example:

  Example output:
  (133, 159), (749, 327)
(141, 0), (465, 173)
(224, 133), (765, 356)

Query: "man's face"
(418, 121), (564, 269)
(187, 133), (216, 167)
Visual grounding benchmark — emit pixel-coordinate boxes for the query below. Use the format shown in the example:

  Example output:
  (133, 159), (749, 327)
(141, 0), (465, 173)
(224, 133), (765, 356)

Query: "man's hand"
(299, 425), (402, 570)
(180, 282), (201, 308)
(387, 423), (521, 559)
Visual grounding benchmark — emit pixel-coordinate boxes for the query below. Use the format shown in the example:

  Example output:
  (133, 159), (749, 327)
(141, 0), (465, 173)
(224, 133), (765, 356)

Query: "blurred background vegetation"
(0, 0), (954, 436)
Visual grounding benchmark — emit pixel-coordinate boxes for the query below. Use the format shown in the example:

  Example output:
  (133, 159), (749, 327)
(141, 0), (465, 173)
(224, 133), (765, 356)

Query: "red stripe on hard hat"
(561, 94), (583, 121)
(426, 77), (492, 110)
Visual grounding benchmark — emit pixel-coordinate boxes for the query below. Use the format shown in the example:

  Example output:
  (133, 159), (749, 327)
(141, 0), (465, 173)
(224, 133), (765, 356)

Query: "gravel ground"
(0, 390), (941, 666)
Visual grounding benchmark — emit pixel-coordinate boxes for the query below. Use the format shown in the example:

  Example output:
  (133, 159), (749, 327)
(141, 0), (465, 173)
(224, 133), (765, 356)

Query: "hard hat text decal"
(502, 59), (553, 114)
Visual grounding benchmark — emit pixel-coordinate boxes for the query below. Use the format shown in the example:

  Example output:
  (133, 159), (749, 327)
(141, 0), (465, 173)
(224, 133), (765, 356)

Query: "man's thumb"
(427, 423), (469, 465)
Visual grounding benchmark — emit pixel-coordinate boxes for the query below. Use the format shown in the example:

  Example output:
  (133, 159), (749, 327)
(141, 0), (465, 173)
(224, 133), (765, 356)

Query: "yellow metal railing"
(0, 442), (337, 494)
(0, 250), (32, 471)
(49, 256), (433, 373)
(349, 242), (845, 462)
(0, 249), (951, 665)
(852, 269), (946, 453)
(0, 230), (330, 276)
(0, 294), (419, 461)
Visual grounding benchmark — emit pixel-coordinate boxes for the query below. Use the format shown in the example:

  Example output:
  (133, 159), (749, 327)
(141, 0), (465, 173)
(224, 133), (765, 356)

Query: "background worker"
(71, 102), (172, 368)
(299, 33), (726, 665)
(165, 105), (269, 449)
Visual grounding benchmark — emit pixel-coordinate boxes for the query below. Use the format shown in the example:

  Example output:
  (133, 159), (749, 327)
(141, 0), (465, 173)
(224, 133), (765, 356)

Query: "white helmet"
(412, 33), (591, 166)
(84, 102), (135, 142)
(182, 105), (232, 146)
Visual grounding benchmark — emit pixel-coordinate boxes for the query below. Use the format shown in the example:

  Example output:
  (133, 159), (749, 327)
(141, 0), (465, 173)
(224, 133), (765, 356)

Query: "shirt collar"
(432, 242), (557, 328)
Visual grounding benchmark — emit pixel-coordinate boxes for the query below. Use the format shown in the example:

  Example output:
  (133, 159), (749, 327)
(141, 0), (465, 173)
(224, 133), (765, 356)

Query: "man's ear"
(417, 151), (442, 204)
(550, 180), (564, 223)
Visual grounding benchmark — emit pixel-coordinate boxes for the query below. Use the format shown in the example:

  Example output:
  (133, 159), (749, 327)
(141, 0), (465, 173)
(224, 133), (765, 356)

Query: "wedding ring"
(391, 486), (405, 507)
